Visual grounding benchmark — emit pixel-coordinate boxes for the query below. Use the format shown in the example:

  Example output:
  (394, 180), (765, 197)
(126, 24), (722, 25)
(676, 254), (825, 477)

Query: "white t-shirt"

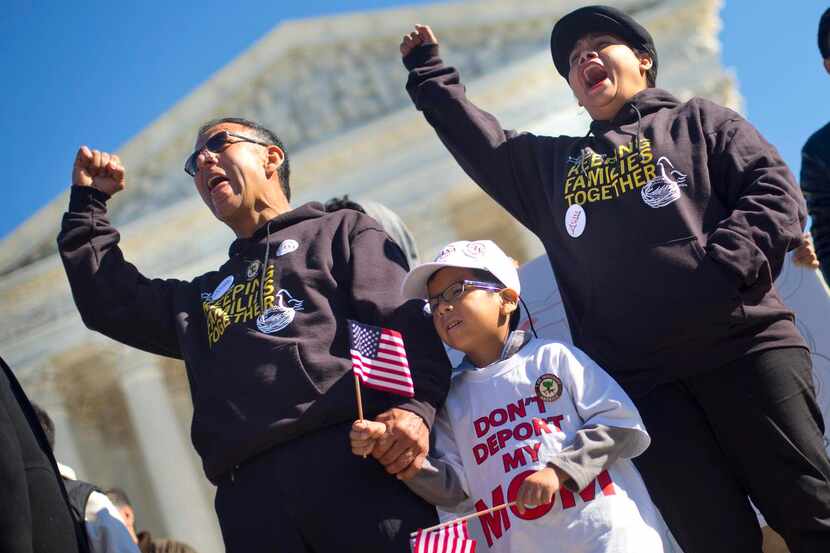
(433, 339), (666, 553)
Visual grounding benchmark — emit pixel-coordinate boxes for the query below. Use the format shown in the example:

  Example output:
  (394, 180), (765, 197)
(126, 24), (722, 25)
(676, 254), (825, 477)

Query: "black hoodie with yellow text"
(58, 187), (450, 482)
(404, 43), (807, 397)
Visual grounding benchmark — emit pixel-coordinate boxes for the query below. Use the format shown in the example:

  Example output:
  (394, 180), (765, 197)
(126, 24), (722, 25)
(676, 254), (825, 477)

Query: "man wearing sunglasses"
(57, 118), (451, 552)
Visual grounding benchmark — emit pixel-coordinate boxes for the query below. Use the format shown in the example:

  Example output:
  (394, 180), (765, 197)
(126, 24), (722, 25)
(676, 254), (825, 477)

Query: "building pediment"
(0, 0), (727, 275)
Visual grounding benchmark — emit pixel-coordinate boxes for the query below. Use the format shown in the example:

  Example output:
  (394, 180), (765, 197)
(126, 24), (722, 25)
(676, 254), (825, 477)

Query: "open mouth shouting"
(582, 62), (609, 92)
(206, 174), (232, 200)
(208, 174), (230, 192)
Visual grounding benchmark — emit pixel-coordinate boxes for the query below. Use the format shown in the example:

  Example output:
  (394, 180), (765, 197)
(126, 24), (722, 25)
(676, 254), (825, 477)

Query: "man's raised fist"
(72, 145), (126, 197)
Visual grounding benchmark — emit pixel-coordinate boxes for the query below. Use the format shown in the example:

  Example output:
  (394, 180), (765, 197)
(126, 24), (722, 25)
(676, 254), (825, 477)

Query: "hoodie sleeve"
(706, 117), (807, 291)
(57, 186), (185, 358)
(403, 43), (554, 233)
(800, 141), (830, 282)
(541, 424), (646, 493)
(348, 226), (451, 428)
(404, 407), (473, 512)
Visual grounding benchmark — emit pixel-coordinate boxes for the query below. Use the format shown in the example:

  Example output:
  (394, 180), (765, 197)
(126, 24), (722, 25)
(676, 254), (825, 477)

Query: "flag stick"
(353, 373), (367, 459)
(354, 373), (365, 420)
(410, 502), (517, 537)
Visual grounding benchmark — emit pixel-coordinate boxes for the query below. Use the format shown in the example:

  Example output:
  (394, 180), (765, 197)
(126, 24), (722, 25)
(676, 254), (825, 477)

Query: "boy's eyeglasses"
(184, 131), (272, 176)
(423, 279), (504, 316)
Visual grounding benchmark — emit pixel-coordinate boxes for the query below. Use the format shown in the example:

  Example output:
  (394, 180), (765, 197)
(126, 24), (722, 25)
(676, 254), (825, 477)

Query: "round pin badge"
(564, 204), (586, 238)
(246, 260), (262, 281)
(276, 239), (299, 257)
(535, 373), (563, 403)
(211, 275), (234, 302)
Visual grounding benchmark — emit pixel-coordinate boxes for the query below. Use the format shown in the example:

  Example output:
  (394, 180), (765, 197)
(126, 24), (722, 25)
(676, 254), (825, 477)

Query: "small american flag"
(411, 520), (477, 553)
(348, 320), (415, 397)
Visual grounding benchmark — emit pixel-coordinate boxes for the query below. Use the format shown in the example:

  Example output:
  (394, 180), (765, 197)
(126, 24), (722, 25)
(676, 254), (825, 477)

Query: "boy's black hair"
(820, 8), (830, 59)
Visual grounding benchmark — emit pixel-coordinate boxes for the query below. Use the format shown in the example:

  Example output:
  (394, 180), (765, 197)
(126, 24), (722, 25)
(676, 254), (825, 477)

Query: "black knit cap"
(819, 7), (830, 59)
(550, 5), (658, 80)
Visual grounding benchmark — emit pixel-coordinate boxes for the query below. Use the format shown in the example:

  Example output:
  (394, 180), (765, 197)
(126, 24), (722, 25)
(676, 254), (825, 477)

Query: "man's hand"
(371, 407), (429, 480)
(350, 419), (387, 457)
(72, 145), (126, 197)
(400, 24), (438, 57)
(515, 466), (564, 514)
(793, 232), (820, 269)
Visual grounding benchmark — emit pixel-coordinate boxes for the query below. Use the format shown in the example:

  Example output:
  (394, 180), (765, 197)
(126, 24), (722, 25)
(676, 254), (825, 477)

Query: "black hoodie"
(404, 44), (807, 397)
(57, 187), (450, 482)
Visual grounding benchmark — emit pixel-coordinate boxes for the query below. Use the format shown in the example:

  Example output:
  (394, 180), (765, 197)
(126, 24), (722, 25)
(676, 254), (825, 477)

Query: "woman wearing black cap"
(399, 5), (830, 553)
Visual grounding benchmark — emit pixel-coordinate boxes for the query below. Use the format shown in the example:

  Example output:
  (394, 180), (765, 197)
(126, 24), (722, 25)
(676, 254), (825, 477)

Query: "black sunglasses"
(184, 131), (271, 176)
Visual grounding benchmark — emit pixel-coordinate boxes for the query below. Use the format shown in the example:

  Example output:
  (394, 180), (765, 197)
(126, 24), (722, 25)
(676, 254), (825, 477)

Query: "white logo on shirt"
(641, 156), (687, 208)
(256, 289), (304, 334)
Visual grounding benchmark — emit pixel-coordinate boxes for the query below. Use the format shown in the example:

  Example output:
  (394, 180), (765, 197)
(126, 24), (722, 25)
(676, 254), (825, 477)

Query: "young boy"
(352, 240), (666, 553)
(398, 6), (830, 552)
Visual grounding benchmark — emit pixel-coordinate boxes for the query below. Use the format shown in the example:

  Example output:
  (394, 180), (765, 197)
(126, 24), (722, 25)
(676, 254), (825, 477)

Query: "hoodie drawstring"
(578, 127), (594, 179)
(579, 103), (646, 179)
(631, 103), (644, 164)
(259, 220), (273, 315)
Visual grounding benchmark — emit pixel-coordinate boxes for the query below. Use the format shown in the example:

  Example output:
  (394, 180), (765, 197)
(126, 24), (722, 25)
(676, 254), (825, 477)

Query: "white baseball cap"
(401, 240), (521, 300)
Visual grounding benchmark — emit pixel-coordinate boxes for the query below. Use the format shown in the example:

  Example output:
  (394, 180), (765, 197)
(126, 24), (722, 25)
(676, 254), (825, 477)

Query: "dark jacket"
(0, 355), (86, 553)
(403, 43), (807, 397)
(57, 188), (450, 482)
(801, 121), (830, 285)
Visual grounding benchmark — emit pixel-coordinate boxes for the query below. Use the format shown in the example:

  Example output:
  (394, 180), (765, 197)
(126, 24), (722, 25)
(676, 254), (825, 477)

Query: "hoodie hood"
(590, 88), (681, 132)
(228, 202), (327, 257)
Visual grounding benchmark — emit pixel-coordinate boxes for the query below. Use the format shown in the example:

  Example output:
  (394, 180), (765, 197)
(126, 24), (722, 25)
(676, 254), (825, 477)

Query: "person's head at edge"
(187, 117), (291, 238)
(819, 8), (830, 74)
(105, 488), (139, 543)
(550, 5), (657, 122)
(31, 401), (56, 450)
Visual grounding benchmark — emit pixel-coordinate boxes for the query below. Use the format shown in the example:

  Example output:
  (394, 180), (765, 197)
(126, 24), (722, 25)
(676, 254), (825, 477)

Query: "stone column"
(118, 352), (223, 553)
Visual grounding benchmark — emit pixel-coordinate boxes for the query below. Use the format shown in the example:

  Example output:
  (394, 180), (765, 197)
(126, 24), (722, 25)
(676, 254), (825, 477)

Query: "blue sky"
(2, 1), (828, 239)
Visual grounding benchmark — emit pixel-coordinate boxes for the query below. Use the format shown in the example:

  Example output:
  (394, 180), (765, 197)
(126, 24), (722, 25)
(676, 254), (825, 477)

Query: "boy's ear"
(824, 58), (830, 75)
(639, 54), (653, 73)
(499, 289), (519, 316)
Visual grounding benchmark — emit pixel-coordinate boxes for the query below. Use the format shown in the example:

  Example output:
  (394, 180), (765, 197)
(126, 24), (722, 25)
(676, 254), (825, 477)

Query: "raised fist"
(400, 24), (438, 57)
(72, 145), (126, 197)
